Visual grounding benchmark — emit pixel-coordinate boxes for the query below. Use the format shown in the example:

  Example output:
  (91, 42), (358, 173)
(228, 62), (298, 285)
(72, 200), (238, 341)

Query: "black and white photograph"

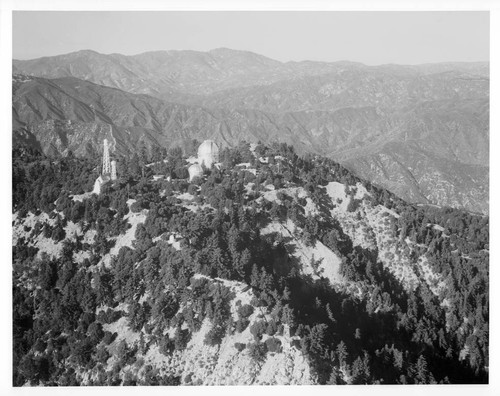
(4, 4), (495, 391)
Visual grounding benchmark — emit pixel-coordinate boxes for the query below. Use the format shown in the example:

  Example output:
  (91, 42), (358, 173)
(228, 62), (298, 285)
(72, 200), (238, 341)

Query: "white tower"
(111, 160), (117, 181)
(102, 139), (111, 176)
(93, 138), (115, 195)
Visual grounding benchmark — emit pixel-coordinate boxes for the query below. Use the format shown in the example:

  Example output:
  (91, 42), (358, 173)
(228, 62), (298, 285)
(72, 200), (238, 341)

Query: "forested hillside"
(12, 142), (488, 385)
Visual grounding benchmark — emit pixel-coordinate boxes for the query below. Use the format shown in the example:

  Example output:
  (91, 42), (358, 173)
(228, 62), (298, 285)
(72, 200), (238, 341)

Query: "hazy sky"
(13, 11), (489, 65)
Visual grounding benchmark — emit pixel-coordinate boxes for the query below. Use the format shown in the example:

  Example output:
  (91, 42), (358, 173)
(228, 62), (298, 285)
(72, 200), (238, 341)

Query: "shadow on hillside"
(260, 229), (304, 276)
(314, 185), (335, 218)
(283, 262), (486, 384)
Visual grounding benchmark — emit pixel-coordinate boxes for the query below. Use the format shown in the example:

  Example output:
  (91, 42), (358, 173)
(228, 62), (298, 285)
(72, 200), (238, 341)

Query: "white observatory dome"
(188, 163), (204, 182)
(197, 140), (219, 169)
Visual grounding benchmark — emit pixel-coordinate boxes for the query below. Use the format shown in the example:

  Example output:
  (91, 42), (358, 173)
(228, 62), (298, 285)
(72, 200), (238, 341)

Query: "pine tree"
(336, 341), (348, 366)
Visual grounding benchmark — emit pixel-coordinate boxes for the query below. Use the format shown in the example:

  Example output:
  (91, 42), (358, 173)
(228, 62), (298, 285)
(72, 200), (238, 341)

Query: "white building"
(92, 175), (111, 195)
(197, 140), (219, 169)
(188, 163), (203, 182)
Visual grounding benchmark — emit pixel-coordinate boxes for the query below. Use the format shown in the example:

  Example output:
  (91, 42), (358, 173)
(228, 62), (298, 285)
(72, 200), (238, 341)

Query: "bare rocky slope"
(12, 49), (489, 213)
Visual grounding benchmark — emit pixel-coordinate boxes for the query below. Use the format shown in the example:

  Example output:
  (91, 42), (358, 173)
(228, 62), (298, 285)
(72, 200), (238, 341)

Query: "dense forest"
(12, 141), (488, 385)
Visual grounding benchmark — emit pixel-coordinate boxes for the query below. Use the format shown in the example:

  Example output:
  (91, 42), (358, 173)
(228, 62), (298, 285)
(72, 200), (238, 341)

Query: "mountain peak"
(208, 47), (282, 64)
(55, 49), (103, 60)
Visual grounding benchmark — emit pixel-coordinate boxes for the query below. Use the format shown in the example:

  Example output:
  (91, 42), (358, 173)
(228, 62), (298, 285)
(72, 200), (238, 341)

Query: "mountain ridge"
(14, 48), (489, 100)
(12, 48), (489, 214)
(13, 47), (489, 68)
(12, 73), (489, 213)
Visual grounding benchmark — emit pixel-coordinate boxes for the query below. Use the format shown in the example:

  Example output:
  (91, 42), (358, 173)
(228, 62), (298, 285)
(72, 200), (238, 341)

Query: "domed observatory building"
(197, 140), (219, 169)
(188, 163), (203, 182)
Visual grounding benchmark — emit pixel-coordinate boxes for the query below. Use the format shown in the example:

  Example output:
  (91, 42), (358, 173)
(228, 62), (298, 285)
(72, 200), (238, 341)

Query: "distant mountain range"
(12, 49), (489, 213)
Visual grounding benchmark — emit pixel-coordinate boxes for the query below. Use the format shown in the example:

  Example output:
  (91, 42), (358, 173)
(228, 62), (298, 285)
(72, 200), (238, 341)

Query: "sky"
(13, 11), (489, 65)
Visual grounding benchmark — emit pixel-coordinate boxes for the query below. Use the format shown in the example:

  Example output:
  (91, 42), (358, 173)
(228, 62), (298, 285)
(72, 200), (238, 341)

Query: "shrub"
(87, 322), (105, 342)
(347, 198), (361, 213)
(174, 328), (190, 351)
(234, 342), (246, 352)
(97, 308), (122, 324)
(250, 320), (267, 341)
(276, 191), (287, 202)
(184, 372), (194, 384)
(102, 331), (117, 345)
(33, 338), (46, 353)
(123, 371), (137, 386)
(291, 339), (302, 350)
(237, 304), (254, 319)
(130, 201), (142, 213)
(235, 318), (250, 333)
(159, 335), (175, 356)
(187, 184), (198, 196)
(265, 337), (282, 353)
(250, 296), (268, 307)
(266, 320), (278, 336)
(174, 167), (189, 180)
(247, 342), (268, 362)
(94, 345), (110, 364)
(51, 225), (66, 241)
(204, 325), (225, 346)
(159, 375), (181, 386)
